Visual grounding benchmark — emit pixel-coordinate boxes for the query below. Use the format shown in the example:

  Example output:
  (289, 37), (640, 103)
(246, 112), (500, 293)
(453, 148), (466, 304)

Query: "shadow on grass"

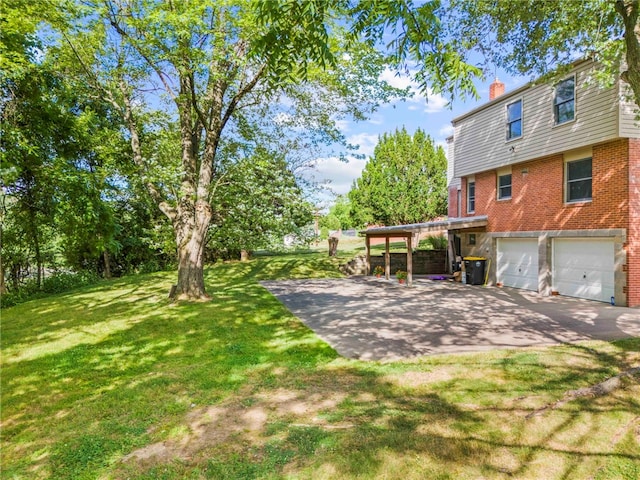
(2, 253), (639, 479)
(187, 357), (640, 479)
(1, 255), (345, 478)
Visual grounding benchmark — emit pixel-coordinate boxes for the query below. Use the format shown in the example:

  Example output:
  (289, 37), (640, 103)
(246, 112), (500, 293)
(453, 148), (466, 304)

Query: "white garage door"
(497, 238), (539, 291)
(553, 238), (615, 303)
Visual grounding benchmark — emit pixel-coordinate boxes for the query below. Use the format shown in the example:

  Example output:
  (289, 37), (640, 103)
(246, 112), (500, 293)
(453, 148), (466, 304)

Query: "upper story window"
(566, 157), (592, 203)
(498, 173), (512, 200)
(467, 180), (476, 213)
(506, 100), (522, 140)
(554, 77), (575, 125)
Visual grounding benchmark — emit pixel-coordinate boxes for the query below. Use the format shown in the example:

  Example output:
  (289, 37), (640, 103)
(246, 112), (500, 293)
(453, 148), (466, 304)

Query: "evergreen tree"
(349, 128), (447, 227)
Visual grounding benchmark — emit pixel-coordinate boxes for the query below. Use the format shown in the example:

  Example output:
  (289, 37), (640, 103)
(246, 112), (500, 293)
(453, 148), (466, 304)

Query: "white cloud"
(438, 124), (455, 137)
(379, 68), (415, 91)
(273, 112), (294, 125)
(304, 156), (367, 195)
(334, 119), (351, 132)
(379, 67), (449, 114)
(346, 132), (379, 157)
(277, 94), (294, 108)
(422, 94), (449, 113)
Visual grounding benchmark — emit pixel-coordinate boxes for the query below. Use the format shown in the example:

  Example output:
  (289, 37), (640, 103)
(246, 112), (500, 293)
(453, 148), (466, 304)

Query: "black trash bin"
(463, 257), (486, 285)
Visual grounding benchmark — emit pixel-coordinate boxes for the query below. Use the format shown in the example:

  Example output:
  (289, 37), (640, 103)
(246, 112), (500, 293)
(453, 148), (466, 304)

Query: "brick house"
(447, 59), (640, 306)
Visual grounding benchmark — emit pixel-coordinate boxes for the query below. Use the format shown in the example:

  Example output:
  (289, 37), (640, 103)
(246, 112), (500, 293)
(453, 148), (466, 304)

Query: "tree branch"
(615, 0), (640, 106)
(119, 79), (176, 220)
(220, 64), (267, 134)
(104, 1), (178, 101)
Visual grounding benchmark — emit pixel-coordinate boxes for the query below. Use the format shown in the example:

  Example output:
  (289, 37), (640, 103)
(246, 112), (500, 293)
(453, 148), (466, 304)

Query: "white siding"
(453, 62), (620, 178)
(619, 83), (640, 138)
(446, 136), (460, 188)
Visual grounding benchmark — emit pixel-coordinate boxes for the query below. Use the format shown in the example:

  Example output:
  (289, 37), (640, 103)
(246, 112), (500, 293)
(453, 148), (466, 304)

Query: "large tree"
(51, 0), (403, 300)
(348, 0), (639, 109)
(207, 148), (314, 261)
(322, 195), (355, 232)
(446, 0), (640, 107)
(1, 43), (123, 289)
(349, 127), (447, 227)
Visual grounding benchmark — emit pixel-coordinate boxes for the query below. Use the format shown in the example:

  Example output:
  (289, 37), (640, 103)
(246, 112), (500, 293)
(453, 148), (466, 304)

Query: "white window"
(498, 173), (512, 200)
(566, 157), (592, 202)
(506, 100), (522, 140)
(467, 180), (475, 213)
(554, 77), (575, 125)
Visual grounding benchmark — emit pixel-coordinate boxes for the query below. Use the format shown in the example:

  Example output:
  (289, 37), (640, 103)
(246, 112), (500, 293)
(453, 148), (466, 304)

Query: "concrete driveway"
(261, 277), (640, 361)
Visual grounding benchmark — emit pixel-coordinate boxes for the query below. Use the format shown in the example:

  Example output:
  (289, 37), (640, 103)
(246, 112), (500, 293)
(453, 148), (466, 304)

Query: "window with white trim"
(566, 157), (592, 202)
(554, 77), (575, 125)
(467, 180), (475, 213)
(498, 173), (512, 200)
(506, 100), (522, 140)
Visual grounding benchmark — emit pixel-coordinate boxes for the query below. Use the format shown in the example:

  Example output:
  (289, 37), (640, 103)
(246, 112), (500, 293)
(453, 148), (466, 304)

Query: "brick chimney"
(489, 78), (505, 100)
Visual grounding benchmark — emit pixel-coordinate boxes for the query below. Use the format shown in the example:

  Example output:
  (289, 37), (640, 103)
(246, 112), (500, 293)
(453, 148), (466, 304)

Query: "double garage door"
(497, 237), (615, 303)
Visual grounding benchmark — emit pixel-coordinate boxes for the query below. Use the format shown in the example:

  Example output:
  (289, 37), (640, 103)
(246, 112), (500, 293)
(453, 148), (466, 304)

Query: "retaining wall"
(369, 250), (447, 275)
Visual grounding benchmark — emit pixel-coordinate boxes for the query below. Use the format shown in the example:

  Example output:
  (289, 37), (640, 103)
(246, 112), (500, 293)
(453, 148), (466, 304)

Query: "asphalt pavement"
(261, 277), (640, 361)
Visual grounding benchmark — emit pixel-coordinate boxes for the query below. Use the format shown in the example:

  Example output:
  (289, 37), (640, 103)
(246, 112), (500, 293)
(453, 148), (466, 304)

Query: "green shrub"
(0, 271), (101, 308)
(422, 235), (448, 250)
(42, 271), (100, 294)
(0, 289), (29, 308)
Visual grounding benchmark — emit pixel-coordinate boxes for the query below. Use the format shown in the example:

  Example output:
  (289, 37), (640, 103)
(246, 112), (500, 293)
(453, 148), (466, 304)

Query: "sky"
(304, 66), (529, 209)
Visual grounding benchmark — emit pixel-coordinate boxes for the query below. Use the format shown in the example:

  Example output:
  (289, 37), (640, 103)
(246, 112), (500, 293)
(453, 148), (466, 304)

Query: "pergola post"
(385, 237), (390, 279)
(406, 233), (413, 286)
(447, 232), (456, 273)
(365, 235), (371, 275)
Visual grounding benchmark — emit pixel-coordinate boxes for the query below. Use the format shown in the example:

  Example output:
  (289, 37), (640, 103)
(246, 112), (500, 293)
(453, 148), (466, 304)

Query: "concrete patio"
(261, 277), (640, 361)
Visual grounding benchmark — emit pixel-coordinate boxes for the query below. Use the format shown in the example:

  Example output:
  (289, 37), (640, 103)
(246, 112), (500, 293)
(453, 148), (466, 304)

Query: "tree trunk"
(328, 237), (339, 256)
(11, 264), (19, 290)
(0, 256), (6, 295)
(103, 250), (111, 279)
(174, 241), (207, 300)
(171, 201), (211, 301)
(33, 224), (42, 289)
(26, 190), (42, 289)
(616, 0), (640, 108)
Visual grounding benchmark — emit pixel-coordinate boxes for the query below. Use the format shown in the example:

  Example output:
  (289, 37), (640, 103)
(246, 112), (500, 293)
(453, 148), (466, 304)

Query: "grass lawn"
(315, 235), (445, 255)
(1, 250), (639, 479)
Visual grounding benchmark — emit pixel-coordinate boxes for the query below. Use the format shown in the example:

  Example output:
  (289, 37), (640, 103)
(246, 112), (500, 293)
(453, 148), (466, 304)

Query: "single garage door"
(497, 238), (539, 291)
(553, 238), (615, 303)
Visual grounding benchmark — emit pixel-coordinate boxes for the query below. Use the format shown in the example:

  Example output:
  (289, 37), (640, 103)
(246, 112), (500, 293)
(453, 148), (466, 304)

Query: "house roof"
(361, 216), (488, 237)
(451, 59), (593, 125)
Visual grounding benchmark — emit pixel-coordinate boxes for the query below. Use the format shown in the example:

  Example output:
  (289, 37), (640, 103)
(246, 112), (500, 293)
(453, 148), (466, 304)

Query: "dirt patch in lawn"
(382, 369), (453, 387)
(121, 379), (356, 467)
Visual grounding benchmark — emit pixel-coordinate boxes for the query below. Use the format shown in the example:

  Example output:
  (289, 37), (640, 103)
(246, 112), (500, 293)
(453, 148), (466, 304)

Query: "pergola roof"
(361, 215), (488, 237)
(359, 216), (488, 286)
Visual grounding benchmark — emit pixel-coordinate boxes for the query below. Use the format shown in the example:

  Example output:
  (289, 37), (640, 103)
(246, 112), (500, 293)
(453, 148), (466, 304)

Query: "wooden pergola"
(362, 216), (489, 286)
